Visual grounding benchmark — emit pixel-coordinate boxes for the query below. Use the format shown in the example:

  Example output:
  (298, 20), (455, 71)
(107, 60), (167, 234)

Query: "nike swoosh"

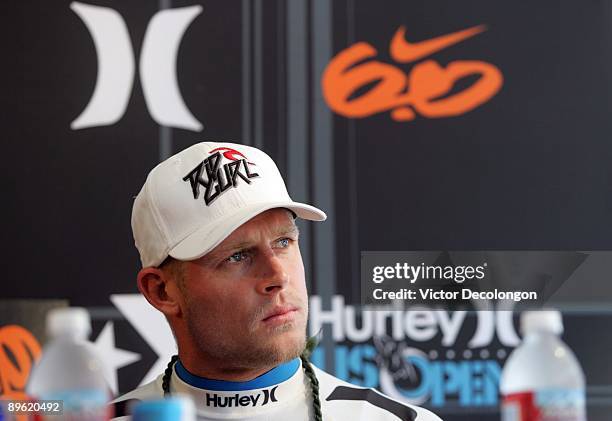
(390, 24), (487, 63)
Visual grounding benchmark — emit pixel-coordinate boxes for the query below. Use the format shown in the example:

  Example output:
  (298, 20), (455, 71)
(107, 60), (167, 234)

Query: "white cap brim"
(168, 201), (326, 262)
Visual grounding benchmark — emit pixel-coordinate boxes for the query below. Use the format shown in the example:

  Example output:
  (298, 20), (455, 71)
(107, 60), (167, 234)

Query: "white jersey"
(111, 358), (442, 421)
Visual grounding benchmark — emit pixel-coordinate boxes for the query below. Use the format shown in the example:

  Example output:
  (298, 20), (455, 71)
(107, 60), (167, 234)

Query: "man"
(113, 141), (442, 421)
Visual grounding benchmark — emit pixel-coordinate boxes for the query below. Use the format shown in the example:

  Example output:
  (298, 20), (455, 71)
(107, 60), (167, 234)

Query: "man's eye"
(227, 251), (248, 263)
(278, 238), (290, 248)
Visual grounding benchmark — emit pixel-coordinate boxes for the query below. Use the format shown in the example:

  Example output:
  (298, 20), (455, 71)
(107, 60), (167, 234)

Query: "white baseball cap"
(132, 141), (327, 267)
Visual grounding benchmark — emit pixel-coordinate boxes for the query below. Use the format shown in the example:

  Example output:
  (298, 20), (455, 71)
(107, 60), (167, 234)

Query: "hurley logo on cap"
(182, 147), (260, 205)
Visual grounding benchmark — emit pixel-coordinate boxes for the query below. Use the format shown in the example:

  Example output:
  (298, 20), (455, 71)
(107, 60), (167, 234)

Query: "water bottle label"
(38, 389), (110, 420)
(502, 389), (586, 421)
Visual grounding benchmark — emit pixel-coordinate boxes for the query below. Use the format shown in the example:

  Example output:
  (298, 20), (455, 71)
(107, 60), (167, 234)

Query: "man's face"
(175, 208), (308, 370)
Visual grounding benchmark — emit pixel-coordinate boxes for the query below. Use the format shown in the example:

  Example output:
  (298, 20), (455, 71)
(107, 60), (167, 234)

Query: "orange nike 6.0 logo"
(0, 325), (42, 399)
(322, 25), (503, 122)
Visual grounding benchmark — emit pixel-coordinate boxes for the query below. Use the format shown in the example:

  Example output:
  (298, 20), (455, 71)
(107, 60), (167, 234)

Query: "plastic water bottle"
(500, 310), (586, 421)
(132, 396), (196, 421)
(26, 307), (111, 420)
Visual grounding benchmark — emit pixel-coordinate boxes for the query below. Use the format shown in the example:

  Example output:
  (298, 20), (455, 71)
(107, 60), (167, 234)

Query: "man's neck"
(178, 352), (281, 382)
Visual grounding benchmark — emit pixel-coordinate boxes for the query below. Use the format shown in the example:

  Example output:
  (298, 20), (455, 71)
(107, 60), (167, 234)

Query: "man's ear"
(137, 267), (183, 318)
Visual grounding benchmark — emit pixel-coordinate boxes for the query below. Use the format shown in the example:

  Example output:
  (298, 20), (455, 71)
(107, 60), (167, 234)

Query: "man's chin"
(253, 329), (307, 364)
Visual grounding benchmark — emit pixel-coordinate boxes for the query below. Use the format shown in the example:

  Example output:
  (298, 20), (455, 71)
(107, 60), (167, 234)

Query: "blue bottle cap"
(132, 396), (195, 421)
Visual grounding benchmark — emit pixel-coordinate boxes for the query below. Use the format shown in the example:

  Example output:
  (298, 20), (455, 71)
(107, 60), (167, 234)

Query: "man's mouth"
(262, 306), (299, 325)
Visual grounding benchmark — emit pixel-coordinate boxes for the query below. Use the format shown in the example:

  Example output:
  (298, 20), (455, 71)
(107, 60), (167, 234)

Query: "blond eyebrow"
(276, 223), (300, 238)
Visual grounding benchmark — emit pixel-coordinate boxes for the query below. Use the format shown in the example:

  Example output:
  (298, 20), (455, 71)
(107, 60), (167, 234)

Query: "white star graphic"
(111, 294), (176, 386)
(93, 321), (141, 394)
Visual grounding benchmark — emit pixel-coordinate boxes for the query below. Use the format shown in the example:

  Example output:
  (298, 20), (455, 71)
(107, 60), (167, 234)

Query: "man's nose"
(255, 251), (289, 294)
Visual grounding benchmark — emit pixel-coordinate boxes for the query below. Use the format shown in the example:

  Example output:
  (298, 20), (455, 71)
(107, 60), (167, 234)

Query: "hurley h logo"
(70, 2), (203, 131)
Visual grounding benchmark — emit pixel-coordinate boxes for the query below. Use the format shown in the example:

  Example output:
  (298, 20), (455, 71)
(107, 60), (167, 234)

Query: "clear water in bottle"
(26, 307), (111, 420)
(500, 310), (586, 421)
